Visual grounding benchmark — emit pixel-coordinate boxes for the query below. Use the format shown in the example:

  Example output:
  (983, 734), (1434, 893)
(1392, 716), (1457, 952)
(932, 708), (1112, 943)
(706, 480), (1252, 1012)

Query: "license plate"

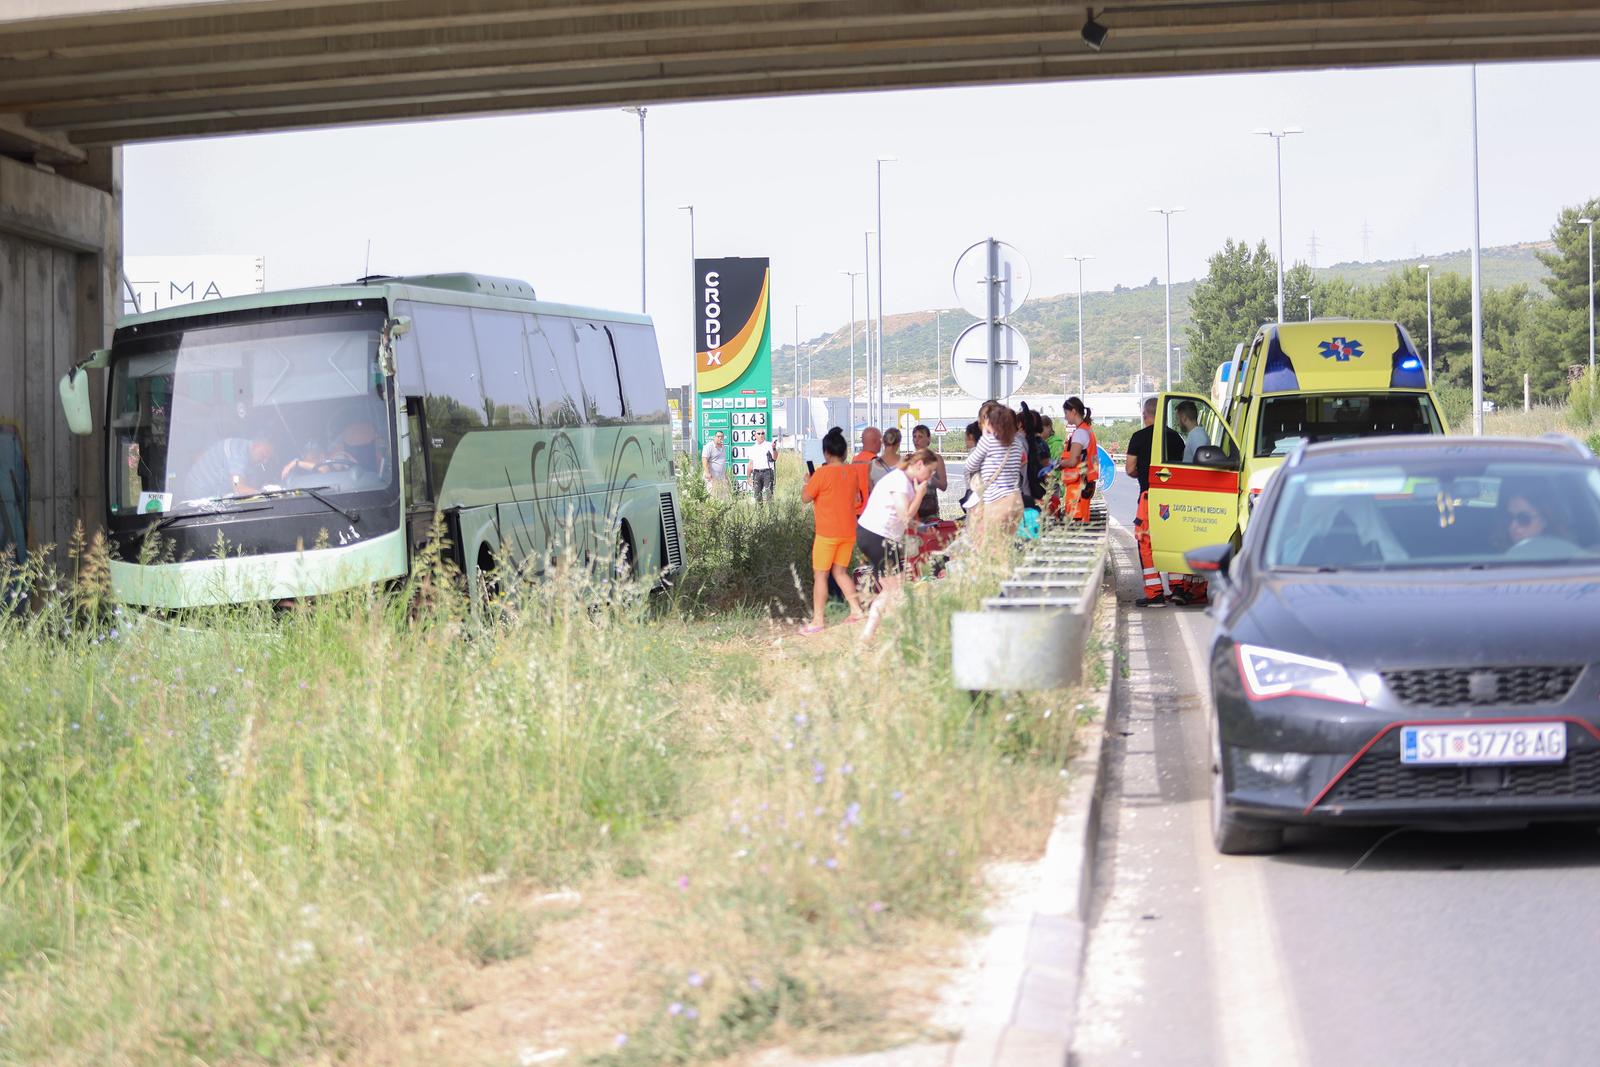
(1400, 723), (1567, 765)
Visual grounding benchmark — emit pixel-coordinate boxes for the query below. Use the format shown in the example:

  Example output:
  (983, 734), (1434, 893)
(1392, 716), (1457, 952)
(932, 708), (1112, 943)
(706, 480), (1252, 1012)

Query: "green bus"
(59, 273), (684, 608)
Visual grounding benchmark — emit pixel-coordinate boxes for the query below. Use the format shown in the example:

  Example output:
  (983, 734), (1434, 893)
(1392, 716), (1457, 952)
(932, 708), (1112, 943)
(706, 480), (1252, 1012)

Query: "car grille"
(1324, 742), (1600, 806)
(1381, 665), (1581, 708)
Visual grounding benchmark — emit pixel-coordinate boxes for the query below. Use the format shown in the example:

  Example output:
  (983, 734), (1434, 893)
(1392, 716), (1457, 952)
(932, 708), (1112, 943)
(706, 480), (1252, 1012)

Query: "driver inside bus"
(184, 436), (277, 500)
(331, 421), (382, 474)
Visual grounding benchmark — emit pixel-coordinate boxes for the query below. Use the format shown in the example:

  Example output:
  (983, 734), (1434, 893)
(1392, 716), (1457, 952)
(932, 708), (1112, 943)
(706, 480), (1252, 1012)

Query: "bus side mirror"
(58, 362), (98, 436)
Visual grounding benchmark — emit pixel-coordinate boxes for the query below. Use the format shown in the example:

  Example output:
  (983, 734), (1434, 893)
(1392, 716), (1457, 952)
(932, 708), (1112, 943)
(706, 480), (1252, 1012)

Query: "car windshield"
(1254, 393), (1441, 457)
(1264, 456), (1600, 571)
(108, 310), (393, 518)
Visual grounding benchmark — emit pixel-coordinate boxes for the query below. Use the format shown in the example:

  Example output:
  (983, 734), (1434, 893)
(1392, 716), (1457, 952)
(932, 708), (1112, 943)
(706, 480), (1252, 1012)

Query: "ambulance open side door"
(1146, 392), (1243, 576)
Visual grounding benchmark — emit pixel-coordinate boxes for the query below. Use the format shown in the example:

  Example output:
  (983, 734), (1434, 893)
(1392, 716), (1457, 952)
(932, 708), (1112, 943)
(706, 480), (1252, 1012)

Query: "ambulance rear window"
(1255, 393), (1442, 457)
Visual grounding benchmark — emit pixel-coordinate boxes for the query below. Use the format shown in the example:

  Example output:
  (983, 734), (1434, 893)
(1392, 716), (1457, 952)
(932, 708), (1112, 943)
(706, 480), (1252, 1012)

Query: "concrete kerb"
(946, 566), (1125, 1067)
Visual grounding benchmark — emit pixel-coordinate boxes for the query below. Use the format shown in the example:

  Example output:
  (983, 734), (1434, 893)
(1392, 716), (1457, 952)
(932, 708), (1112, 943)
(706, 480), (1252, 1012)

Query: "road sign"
(950, 320), (1030, 399)
(952, 240), (1030, 319)
(933, 419), (947, 434)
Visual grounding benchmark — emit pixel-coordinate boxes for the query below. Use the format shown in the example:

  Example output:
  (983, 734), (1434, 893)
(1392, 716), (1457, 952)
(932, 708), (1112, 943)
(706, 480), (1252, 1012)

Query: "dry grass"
(0, 511), (1086, 1066)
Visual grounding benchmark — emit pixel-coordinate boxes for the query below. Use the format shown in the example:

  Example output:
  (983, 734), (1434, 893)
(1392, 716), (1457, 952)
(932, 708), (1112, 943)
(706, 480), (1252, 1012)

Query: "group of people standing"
(959, 396), (1102, 540)
(799, 423), (946, 640)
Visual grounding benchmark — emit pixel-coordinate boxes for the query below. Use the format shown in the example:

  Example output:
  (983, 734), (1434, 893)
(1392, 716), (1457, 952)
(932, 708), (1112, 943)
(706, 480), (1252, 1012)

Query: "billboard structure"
(695, 257), (772, 485)
(123, 255), (267, 316)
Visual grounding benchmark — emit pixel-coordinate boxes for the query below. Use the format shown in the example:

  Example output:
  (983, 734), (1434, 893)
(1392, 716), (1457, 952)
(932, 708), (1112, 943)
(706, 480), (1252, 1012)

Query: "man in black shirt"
(1123, 397), (1184, 607)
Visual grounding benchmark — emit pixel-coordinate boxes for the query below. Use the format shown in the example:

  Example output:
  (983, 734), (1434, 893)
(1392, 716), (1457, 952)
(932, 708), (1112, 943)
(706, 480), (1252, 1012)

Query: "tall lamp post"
(1468, 65), (1484, 436)
(1065, 254), (1093, 395)
(1420, 262), (1433, 383)
(622, 107), (648, 313)
(1134, 335), (1144, 401)
(874, 157), (897, 426)
(677, 203), (695, 446)
(1253, 127), (1302, 323)
(863, 230), (875, 434)
(841, 270), (863, 433)
(1149, 206), (1185, 390)
(793, 304), (805, 446)
(1579, 216), (1595, 393)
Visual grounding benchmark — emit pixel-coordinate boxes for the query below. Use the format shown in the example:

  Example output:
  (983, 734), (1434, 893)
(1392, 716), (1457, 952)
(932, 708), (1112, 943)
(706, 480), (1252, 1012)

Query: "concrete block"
(951, 609), (1087, 690)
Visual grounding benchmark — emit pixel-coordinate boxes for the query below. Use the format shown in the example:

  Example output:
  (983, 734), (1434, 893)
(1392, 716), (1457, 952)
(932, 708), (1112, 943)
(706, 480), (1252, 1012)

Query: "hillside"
(773, 240), (1552, 395)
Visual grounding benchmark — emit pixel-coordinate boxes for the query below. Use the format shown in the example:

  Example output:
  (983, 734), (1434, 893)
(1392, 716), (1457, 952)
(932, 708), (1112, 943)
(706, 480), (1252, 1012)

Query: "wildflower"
(824, 857), (839, 870)
(108, 628), (120, 640)
(842, 802), (861, 828)
(891, 790), (904, 802)
(840, 762), (854, 776)
(70, 722), (80, 731)
(668, 1002), (684, 1017)
(207, 686), (218, 695)
(614, 1035), (628, 1048)
(793, 712), (808, 727)
(235, 666), (244, 673)
(870, 901), (886, 913)
(676, 875), (690, 890)
(687, 970), (704, 988)
(685, 1008), (699, 1021)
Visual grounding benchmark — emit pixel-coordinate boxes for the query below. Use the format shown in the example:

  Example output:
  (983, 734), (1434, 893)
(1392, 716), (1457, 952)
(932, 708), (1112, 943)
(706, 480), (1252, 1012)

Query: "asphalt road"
(1072, 527), (1600, 1067)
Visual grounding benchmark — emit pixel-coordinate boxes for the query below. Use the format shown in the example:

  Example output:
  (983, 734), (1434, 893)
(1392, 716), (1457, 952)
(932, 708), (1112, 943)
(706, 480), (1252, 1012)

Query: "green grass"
(0, 482), (1083, 1065)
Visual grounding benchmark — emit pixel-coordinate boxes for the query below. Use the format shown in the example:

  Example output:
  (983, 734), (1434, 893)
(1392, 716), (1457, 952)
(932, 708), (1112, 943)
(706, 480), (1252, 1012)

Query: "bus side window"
(411, 303), (485, 488)
(527, 315), (584, 427)
(471, 308), (534, 427)
(607, 322), (668, 423)
(574, 322), (624, 425)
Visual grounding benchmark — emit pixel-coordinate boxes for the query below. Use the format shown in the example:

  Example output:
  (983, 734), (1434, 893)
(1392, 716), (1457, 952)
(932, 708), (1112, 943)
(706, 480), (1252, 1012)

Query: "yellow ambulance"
(1147, 320), (1448, 575)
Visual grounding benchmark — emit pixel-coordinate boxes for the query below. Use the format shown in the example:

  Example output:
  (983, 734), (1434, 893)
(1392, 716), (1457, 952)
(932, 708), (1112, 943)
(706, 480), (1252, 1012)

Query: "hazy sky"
(125, 59), (1600, 387)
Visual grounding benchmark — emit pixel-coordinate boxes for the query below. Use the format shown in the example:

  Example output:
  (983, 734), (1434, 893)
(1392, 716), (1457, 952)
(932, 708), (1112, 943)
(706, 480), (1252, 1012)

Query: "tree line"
(1183, 197), (1600, 410)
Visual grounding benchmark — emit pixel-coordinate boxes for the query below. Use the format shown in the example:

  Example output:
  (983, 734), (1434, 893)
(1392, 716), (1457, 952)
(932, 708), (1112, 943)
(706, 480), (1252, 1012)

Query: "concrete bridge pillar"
(0, 146), (120, 571)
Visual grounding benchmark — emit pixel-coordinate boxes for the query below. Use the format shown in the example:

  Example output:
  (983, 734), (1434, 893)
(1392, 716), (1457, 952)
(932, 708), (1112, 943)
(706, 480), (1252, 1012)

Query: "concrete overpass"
(3, 0), (1600, 562)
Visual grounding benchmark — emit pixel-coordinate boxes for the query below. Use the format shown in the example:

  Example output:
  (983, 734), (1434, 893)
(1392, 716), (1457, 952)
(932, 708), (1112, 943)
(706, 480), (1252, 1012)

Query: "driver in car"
(1503, 491), (1573, 556)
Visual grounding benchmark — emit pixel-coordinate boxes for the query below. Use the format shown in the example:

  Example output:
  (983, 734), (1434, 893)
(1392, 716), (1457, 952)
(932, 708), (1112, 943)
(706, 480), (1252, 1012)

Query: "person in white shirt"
(748, 429), (777, 503)
(1175, 400), (1211, 463)
(701, 431), (730, 498)
(856, 448), (936, 643)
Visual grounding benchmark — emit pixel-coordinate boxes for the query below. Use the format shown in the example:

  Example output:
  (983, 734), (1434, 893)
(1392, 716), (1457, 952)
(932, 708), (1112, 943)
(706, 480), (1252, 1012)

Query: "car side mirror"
(1192, 444), (1238, 470)
(1185, 542), (1235, 585)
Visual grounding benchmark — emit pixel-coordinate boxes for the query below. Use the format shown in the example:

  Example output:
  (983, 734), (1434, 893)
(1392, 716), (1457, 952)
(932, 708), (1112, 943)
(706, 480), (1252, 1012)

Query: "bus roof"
(1256, 319), (1427, 394)
(117, 272), (654, 331)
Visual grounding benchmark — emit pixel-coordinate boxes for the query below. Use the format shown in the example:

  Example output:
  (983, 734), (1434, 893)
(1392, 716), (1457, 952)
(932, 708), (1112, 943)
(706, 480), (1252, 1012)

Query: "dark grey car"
(1186, 435), (1600, 854)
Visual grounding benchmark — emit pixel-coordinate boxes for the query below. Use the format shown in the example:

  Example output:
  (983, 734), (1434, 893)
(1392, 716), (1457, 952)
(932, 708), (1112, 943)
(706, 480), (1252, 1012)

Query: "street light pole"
(1254, 128), (1302, 322)
(874, 157), (896, 427)
(863, 230), (875, 435)
(622, 107), (648, 313)
(841, 270), (862, 433)
(1420, 262), (1433, 383)
(677, 203), (695, 446)
(1149, 207), (1185, 391)
(1134, 335), (1144, 401)
(935, 309), (943, 430)
(1469, 65), (1484, 436)
(1579, 216), (1596, 393)
(794, 303), (805, 446)
(1066, 254), (1093, 395)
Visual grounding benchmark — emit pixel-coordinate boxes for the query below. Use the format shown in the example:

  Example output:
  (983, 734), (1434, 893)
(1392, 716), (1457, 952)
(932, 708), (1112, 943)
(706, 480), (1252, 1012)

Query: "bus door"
(401, 395), (438, 557)
(1147, 392), (1243, 575)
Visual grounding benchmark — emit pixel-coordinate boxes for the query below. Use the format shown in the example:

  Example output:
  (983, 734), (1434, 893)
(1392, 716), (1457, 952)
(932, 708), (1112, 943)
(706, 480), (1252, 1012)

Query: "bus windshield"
(108, 310), (394, 518)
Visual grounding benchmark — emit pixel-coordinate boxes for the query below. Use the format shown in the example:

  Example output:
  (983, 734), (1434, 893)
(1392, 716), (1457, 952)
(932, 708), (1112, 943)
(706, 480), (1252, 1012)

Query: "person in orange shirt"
(853, 426), (882, 467)
(800, 426), (868, 634)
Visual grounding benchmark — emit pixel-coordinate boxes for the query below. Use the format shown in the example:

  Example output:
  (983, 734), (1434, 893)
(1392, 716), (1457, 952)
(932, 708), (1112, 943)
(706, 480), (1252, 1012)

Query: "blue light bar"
(1390, 324), (1427, 388)
(1261, 329), (1300, 393)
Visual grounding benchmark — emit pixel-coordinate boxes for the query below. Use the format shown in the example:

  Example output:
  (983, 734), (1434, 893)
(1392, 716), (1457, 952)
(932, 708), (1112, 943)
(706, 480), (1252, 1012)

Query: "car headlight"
(1236, 643), (1365, 704)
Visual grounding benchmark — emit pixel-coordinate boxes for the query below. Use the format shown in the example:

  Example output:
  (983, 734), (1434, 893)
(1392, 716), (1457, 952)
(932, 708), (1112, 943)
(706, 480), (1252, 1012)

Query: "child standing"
(799, 426), (868, 634)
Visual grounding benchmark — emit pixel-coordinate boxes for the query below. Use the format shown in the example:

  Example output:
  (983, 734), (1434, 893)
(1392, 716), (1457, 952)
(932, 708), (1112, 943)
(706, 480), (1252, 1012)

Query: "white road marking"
(1172, 609), (1309, 1067)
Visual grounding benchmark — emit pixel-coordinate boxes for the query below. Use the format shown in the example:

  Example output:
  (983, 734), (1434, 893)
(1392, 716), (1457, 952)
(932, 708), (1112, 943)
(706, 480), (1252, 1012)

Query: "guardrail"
(949, 501), (1110, 692)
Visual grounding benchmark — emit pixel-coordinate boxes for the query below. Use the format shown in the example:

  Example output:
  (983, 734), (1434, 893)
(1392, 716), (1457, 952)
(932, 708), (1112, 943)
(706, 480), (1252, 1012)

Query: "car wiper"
(232, 485), (361, 525)
(153, 504), (271, 532)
